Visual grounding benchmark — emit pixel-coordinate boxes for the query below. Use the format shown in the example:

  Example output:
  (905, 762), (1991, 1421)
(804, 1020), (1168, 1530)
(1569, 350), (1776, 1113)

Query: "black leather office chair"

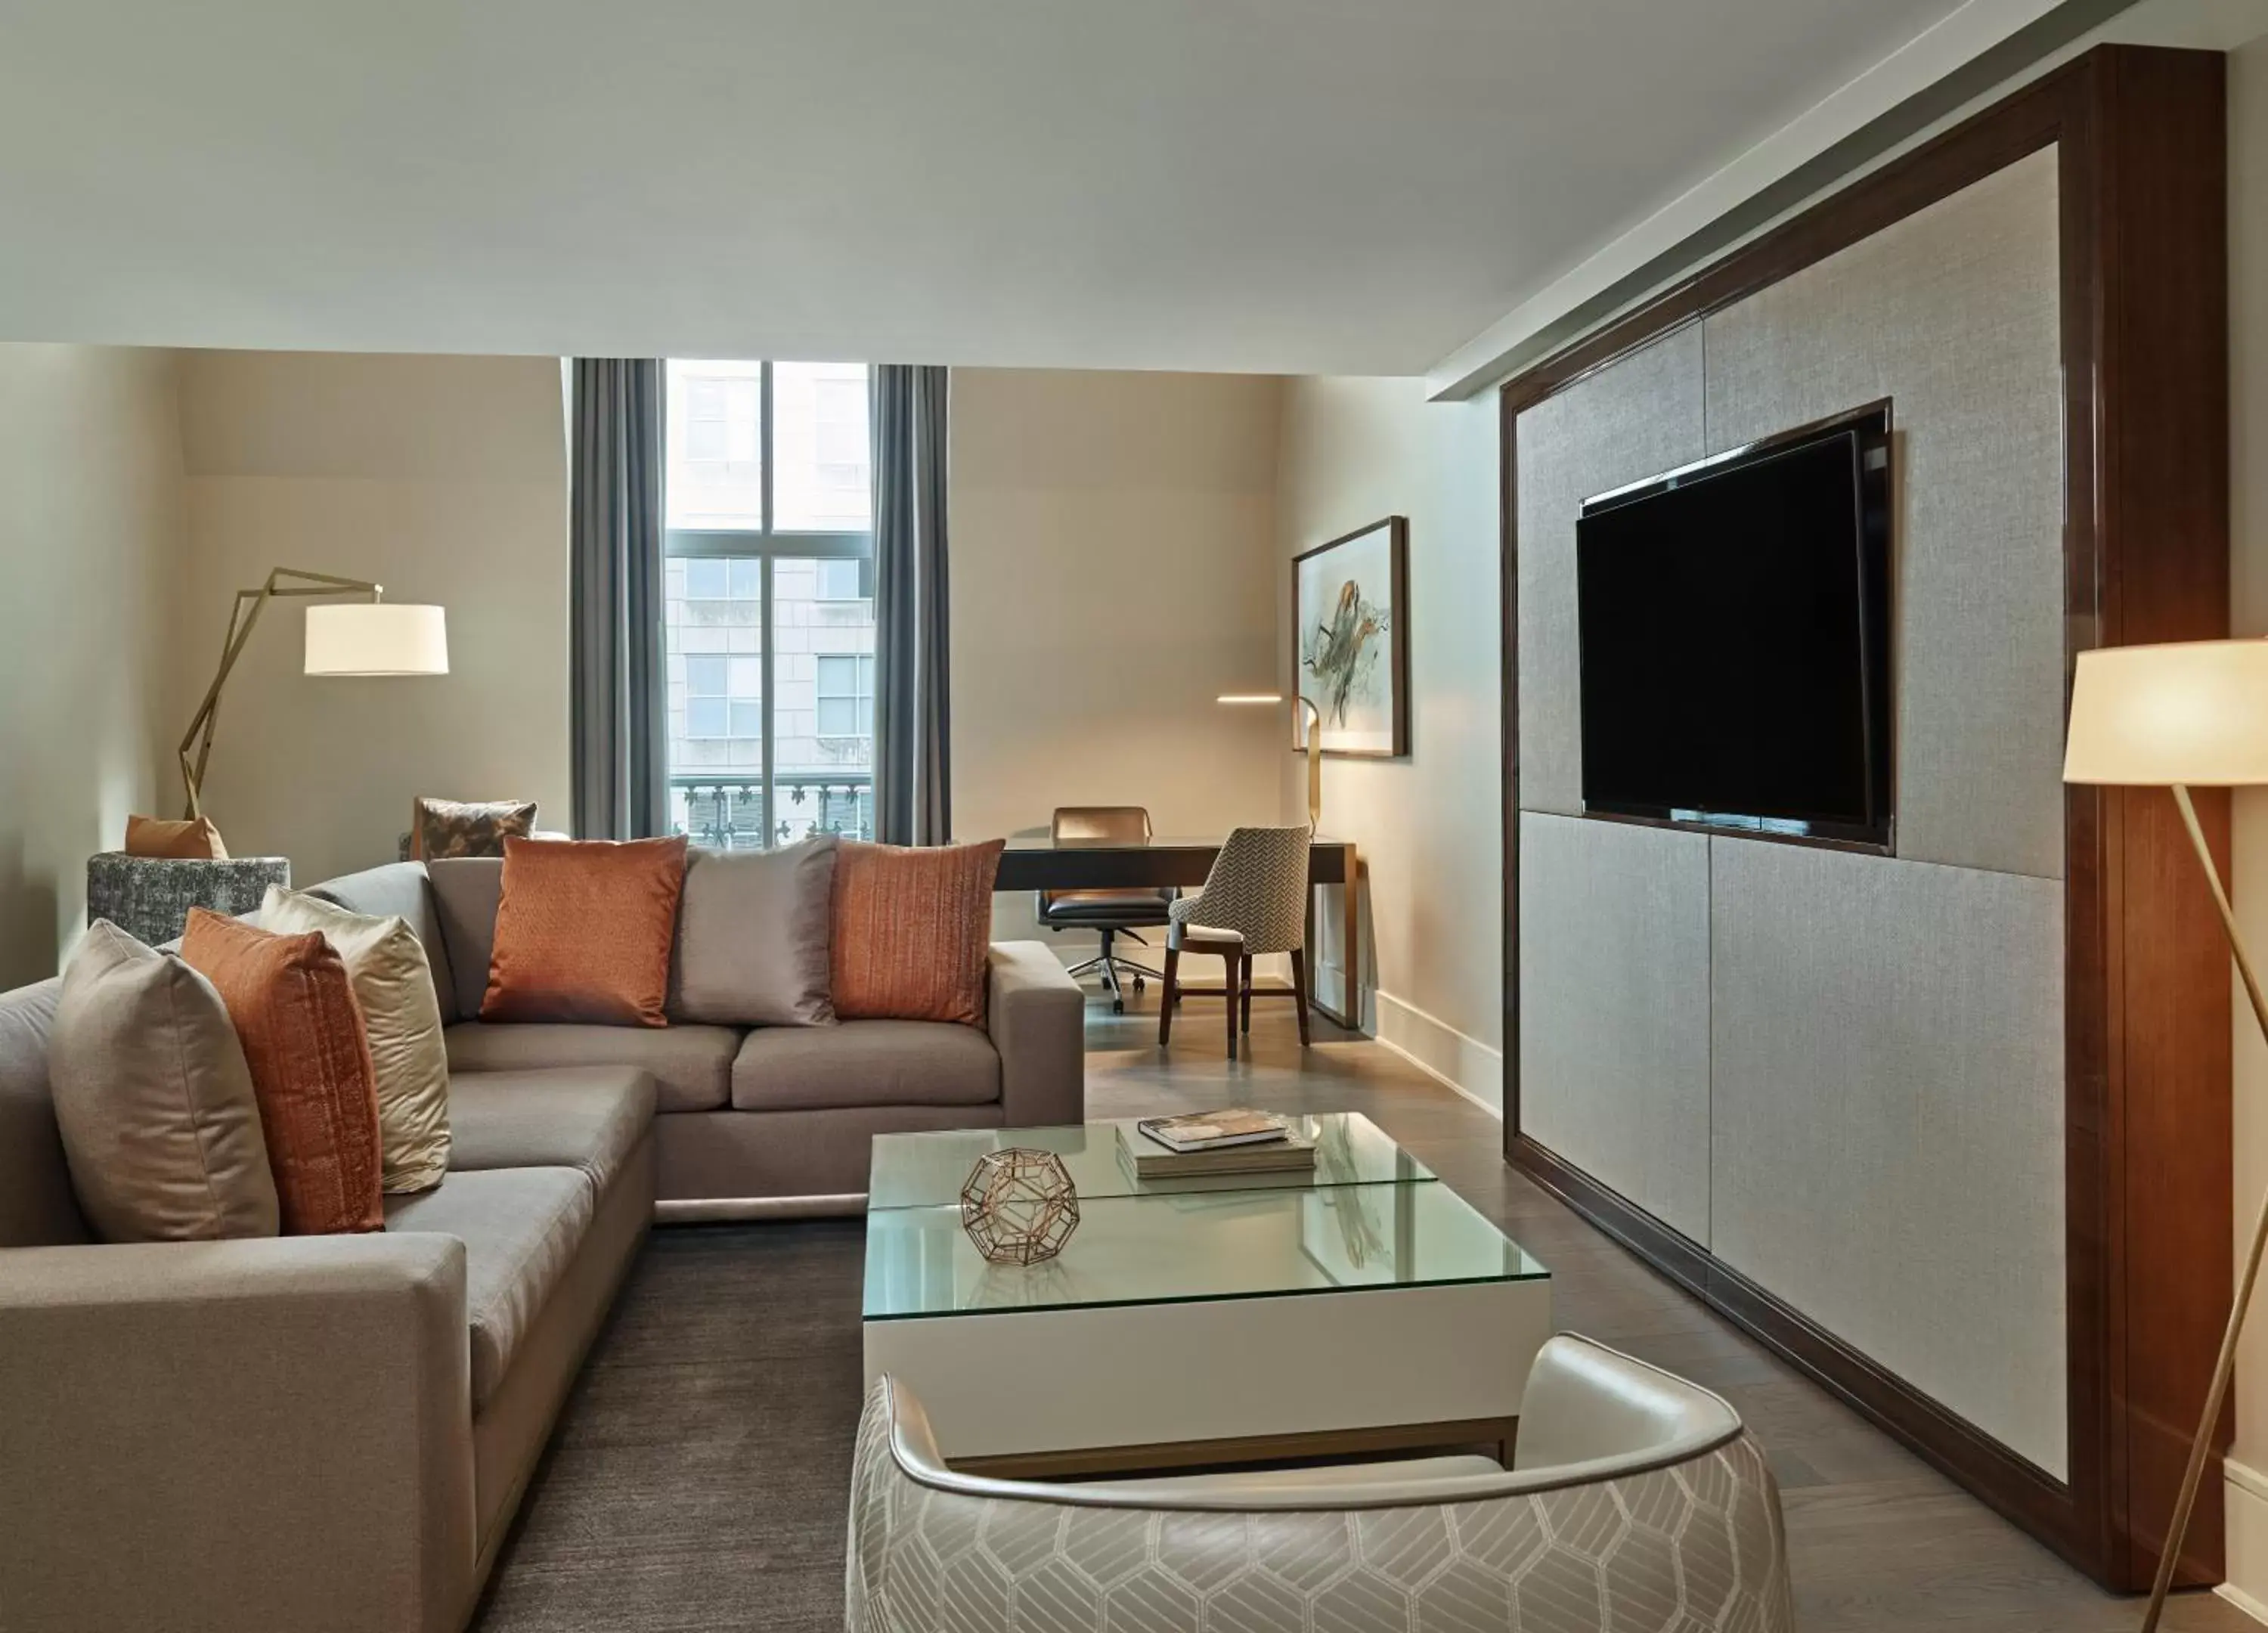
(1035, 806), (1176, 1013)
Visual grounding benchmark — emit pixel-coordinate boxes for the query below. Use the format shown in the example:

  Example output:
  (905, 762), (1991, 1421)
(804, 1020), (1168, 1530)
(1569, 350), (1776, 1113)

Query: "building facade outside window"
(664, 359), (875, 848)
(816, 652), (875, 739)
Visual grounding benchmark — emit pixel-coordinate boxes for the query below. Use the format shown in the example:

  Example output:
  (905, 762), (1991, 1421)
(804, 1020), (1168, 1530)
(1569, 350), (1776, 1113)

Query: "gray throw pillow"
(49, 919), (279, 1241)
(671, 838), (838, 1027)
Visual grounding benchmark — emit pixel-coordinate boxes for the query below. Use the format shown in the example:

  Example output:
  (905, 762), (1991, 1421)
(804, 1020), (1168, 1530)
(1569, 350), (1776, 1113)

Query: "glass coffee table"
(863, 1114), (1552, 1477)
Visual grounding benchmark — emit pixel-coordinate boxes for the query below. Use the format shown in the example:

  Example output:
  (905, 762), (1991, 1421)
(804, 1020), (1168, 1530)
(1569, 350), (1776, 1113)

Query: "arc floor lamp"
(2063, 638), (2268, 1631)
(178, 567), (448, 820)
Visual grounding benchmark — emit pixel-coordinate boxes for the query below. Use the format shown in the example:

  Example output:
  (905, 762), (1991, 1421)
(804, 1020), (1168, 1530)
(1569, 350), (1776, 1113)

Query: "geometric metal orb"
(958, 1148), (1080, 1266)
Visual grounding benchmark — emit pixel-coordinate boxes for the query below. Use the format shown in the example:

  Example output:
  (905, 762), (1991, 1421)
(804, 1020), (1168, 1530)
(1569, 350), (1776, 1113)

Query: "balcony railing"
(670, 771), (873, 850)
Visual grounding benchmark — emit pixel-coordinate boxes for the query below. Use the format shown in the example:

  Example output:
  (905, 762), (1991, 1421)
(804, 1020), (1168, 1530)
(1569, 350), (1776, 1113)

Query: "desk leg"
(1309, 844), (1361, 1033)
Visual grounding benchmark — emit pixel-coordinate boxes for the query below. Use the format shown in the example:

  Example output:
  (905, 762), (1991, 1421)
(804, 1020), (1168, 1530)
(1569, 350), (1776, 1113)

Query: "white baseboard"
(2221, 1459), (2268, 1622)
(1370, 988), (1505, 1117)
(1309, 959), (1504, 1114)
(2221, 1583), (2268, 1628)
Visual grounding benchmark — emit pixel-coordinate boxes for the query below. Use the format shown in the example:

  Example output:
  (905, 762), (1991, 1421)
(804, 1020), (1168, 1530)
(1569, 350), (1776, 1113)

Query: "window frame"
(815, 651), (877, 742)
(665, 360), (873, 847)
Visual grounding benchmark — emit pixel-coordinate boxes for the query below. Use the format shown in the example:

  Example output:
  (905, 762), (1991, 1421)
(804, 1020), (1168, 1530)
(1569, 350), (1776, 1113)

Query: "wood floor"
(1083, 987), (2254, 1633)
(474, 986), (2255, 1631)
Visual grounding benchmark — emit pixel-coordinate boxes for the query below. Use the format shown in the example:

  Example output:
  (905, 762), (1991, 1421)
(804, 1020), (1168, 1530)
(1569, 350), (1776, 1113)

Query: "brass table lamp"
(1218, 692), (1324, 832)
(178, 567), (448, 820)
(2064, 638), (2268, 1631)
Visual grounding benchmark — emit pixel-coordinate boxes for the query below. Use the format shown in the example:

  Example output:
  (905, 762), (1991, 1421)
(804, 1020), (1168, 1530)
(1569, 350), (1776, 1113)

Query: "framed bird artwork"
(1291, 515), (1409, 758)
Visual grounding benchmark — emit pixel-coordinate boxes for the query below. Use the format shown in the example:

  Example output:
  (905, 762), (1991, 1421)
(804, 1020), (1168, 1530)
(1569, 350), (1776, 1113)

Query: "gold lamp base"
(1300, 696), (1322, 833)
(2141, 783), (2268, 1632)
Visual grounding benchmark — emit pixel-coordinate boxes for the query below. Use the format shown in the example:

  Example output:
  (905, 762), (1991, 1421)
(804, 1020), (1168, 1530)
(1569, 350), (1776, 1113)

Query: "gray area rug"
(473, 1222), (866, 1633)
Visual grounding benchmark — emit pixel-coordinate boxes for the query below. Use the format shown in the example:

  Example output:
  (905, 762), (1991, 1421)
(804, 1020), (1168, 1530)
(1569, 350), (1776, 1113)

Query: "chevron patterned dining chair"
(1158, 824), (1313, 1058)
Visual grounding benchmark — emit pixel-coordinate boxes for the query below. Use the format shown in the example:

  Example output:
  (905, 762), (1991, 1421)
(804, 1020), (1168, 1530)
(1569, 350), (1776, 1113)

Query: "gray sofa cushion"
(731, 1018), (1000, 1112)
(446, 1021), (737, 1112)
(383, 1165), (593, 1411)
(669, 838), (837, 1027)
(445, 1067), (655, 1196)
(427, 856), (504, 1021)
(0, 978), (89, 1247)
(308, 861), (461, 1027)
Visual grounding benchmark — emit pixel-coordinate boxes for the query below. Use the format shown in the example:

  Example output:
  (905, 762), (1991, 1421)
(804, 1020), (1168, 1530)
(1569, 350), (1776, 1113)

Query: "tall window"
(665, 360), (875, 849)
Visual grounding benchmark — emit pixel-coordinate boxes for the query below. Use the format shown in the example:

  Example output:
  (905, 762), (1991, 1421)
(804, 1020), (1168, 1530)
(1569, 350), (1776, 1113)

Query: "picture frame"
(1290, 515), (1409, 758)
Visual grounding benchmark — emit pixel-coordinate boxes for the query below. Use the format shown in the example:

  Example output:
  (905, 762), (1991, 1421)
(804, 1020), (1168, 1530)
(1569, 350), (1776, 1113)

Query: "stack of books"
(1117, 1109), (1317, 1180)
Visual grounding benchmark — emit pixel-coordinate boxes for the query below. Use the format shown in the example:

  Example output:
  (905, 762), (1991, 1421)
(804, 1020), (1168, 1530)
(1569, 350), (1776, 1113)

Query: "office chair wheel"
(1112, 996), (1126, 1015)
(1132, 975), (1146, 993)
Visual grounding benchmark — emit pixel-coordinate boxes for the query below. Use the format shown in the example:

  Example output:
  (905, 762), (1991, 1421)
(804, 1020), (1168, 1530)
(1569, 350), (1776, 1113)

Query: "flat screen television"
(1576, 402), (1895, 846)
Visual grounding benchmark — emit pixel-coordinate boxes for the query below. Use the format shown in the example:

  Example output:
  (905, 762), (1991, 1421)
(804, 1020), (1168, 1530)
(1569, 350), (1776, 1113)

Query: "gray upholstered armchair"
(847, 1333), (1794, 1632)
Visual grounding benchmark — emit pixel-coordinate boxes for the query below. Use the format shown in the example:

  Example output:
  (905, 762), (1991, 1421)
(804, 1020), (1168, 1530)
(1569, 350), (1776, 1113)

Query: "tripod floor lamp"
(2064, 638), (2268, 1631)
(178, 567), (448, 821)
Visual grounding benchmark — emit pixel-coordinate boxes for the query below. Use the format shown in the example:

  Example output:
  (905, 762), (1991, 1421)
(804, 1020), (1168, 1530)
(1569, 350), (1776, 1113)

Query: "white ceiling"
(0, 0), (2012, 375)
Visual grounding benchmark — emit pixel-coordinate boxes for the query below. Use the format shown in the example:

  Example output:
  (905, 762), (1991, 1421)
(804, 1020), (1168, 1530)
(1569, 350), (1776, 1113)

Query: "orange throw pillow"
(482, 835), (688, 1027)
(831, 839), (1004, 1026)
(180, 908), (384, 1235)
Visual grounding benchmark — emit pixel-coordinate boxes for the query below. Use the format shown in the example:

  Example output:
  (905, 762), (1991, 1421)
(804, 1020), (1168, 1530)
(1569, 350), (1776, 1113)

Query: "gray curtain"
(569, 358), (668, 840)
(872, 365), (953, 846)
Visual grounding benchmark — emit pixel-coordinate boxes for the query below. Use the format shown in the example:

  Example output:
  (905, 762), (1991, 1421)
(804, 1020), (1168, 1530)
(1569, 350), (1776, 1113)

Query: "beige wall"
(949, 368), (1286, 950)
(1274, 378), (1503, 1102)
(2226, 24), (2268, 1611)
(0, 345), (184, 986)
(175, 351), (570, 888)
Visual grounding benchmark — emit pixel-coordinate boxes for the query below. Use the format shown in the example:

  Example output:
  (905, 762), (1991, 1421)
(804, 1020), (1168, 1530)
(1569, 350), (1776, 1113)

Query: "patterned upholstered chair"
(1160, 824), (1312, 1056)
(847, 1334), (1795, 1633)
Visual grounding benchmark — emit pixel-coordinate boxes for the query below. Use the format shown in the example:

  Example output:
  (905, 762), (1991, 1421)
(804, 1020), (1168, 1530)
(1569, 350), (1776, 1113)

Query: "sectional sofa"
(0, 856), (1085, 1632)
(336, 857), (1086, 1213)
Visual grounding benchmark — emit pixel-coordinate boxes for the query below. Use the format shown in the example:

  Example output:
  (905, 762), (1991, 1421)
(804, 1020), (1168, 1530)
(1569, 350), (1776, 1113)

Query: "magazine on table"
(1116, 1120), (1315, 1180)
(1136, 1108), (1294, 1152)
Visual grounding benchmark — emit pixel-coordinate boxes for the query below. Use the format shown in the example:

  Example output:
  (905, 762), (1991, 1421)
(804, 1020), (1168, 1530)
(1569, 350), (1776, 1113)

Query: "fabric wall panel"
(1709, 838), (2066, 1477)
(1518, 811), (1712, 1245)
(1701, 148), (2065, 881)
(1513, 327), (1704, 817)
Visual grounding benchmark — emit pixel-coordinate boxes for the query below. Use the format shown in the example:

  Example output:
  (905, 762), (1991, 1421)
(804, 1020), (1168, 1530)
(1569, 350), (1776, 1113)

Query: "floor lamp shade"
(2064, 640), (2268, 787)
(304, 603), (449, 677)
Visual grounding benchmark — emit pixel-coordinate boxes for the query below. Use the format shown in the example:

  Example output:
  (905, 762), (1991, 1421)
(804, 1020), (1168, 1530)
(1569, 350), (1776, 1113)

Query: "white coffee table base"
(863, 1278), (1552, 1477)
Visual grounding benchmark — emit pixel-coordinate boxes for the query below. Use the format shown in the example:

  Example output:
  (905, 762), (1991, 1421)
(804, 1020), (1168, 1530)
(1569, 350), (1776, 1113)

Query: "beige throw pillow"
(49, 919), (279, 1241)
(671, 837), (839, 1027)
(262, 885), (451, 1193)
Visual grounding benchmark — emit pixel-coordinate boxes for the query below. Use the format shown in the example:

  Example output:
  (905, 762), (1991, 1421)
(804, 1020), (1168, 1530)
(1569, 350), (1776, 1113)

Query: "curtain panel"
(872, 364), (953, 847)
(568, 358), (668, 841)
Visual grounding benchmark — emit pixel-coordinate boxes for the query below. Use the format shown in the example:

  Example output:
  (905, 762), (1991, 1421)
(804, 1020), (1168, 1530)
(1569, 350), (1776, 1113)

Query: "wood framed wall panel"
(1499, 45), (2229, 1590)
(2084, 45), (2234, 1588)
(2053, 60), (2118, 1580)
(1499, 388), (1521, 1135)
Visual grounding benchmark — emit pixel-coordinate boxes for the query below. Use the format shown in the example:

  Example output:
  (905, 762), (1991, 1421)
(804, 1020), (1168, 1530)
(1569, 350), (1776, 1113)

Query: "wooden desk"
(996, 836), (1360, 1030)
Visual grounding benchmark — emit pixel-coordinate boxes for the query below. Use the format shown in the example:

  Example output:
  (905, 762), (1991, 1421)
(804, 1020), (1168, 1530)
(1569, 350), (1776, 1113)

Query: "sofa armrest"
(0, 1233), (476, 1633)
(987, 940), (1086, 1127)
